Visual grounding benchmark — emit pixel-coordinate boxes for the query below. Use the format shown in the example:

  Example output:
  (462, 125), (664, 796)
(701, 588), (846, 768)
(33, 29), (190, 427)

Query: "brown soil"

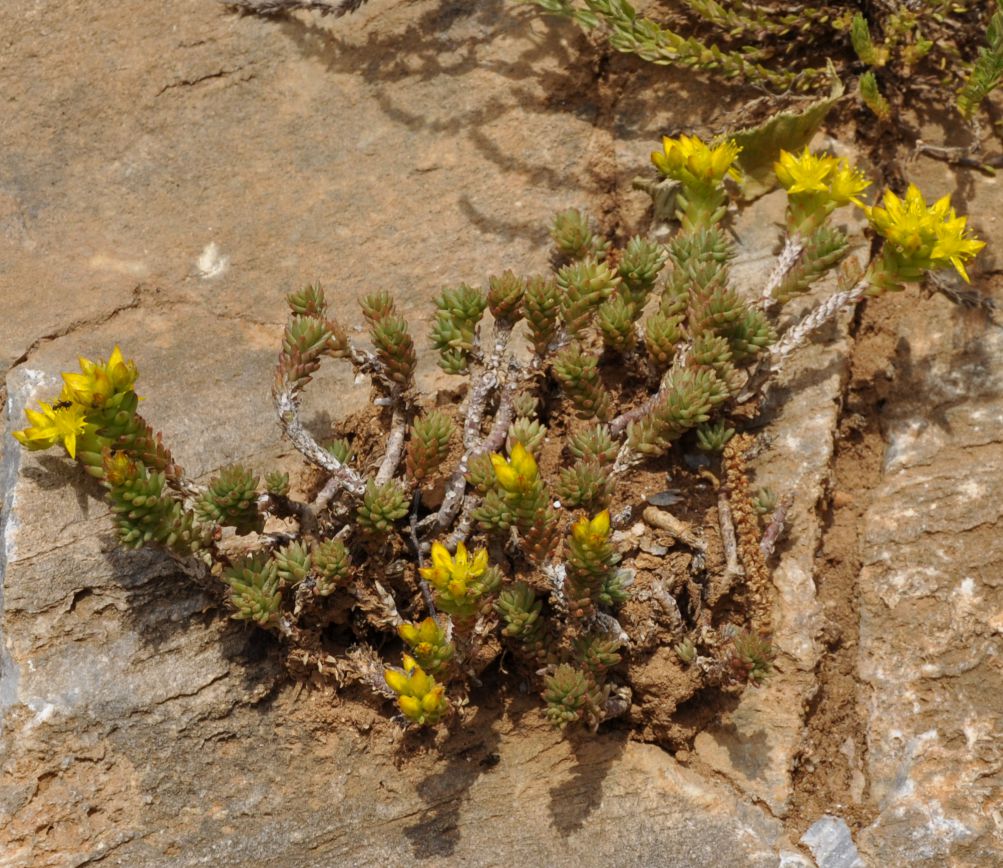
(785, 290), (921, 837)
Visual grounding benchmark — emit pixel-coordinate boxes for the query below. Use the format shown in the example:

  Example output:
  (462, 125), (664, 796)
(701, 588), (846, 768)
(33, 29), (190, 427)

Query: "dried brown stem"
(717, 488), (744, 582)
(642, 506), (706, 552)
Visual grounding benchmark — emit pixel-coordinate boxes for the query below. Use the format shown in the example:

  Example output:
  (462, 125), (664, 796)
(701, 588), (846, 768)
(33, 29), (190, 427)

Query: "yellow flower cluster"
(418, 539), (502, 623)
(398, 616), (454, 675)
(651, 134), (742, 184)
(62, 345), (138, 407)
(13, 346), (138, 459)
(489, 440), (538, 494)
(865, 184), (985, 283)
(570, 509), (611, 547)
(419, 541), (489, 601)
(384, 654), (449, 725)
(774, 147), (870, 207)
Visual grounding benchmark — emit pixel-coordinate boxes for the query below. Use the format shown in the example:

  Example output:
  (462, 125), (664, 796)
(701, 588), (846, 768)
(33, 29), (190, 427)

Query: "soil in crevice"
(785, 291), (922, 839)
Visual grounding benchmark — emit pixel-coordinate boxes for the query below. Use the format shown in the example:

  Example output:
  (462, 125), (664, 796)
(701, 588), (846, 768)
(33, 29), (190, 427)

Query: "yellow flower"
(419, 541), (489, 592)
(384, 654), (449, 725)
(775, 148), (871, 206)
(489, 441), (538, 494)
(571, 509), (611, 546)
(826, 162), (871, 206)
(12, 399), (90, 459)
(866, 184), (984, 282)
(62, 345), (138, 407)
(932, 215), (986, 283)
(651, 134), (742, 184)
(775, 148), (838, 194)
(399, 617), (443, 657)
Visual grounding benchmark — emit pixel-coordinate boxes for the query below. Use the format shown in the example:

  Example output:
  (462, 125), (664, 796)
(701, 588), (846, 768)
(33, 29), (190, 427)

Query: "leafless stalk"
(443, 494), (479, 550)
(609, 387), (661, 438)
(425, 350), (517, 536)
(769, 276), (868, 371)
(760, 492), (794, 558)
(274, 386), (367, 496)
(224, 0), (371, 18)
(407, 489), (437, 616)
(642, 506), (706, 552)
(717, 488), (744, 582)
(760, 233), (804, 308)
(375, 404), (407, 485)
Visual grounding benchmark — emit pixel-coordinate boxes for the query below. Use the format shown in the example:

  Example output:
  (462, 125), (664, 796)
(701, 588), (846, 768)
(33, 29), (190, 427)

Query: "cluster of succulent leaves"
(526, 0), (1002, 124)
(14, 130), (985, 734)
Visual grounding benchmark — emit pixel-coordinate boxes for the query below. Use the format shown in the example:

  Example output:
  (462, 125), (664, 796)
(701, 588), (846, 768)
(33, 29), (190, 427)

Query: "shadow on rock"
(547, 727), (628, 836)
(402, 698), (505, 859)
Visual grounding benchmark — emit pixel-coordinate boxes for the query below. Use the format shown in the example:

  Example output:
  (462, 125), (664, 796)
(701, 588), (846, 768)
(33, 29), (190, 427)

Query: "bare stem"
(375, 403), (407, 485)
(609, 389), (661, 438)
(273, 386), (366, 497)
(760, 233), (804, 309)
(224, 0), (371, 18)
(424, 328), (515, 536)
(760, 492), (794, 558)
(642, 506), (706, 552)
(716, 488), (744, 592)
(769, 276), (867, 370)
(443, 494), (479, 550)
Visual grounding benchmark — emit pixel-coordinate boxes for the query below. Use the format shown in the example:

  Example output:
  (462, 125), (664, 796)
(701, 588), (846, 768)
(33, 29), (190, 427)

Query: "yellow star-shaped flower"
(12, 398), (90, 459)
(489, 441), (539, 494)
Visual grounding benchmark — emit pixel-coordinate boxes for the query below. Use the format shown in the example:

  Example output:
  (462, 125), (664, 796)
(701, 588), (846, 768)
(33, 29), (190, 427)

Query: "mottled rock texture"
(0, 1), (801, 865)
(3, 0), (1002, 866)
(853, 164), (1003, 868)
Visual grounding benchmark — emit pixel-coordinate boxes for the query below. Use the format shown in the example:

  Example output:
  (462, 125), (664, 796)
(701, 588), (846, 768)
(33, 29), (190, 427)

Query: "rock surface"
(4, 1), (1003, 866)
(852, 204), (1003, 866)
(0, 1), (807, 865)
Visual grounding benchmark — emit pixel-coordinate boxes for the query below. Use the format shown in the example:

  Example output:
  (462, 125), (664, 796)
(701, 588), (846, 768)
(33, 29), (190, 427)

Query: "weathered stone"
(854, 160), (1003, 865)
(801, 815), (865, 868)
(0, 1), (807, 865)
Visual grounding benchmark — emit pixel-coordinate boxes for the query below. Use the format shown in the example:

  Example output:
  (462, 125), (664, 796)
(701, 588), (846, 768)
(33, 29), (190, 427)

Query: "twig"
(443, 494), (479, 550)
(273, 386), (367, 497)
(760, 492), (794, 558)
(769, 276), (868, 372)
(425, 348), (517, 536)
(641, 506), (706, 552)
(224, 0), (371, 18)
(375, 403), (407, 485)
(407, 488), (436, 616)
(717, 488), (744, 582)
(760, 233), (804, 309)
